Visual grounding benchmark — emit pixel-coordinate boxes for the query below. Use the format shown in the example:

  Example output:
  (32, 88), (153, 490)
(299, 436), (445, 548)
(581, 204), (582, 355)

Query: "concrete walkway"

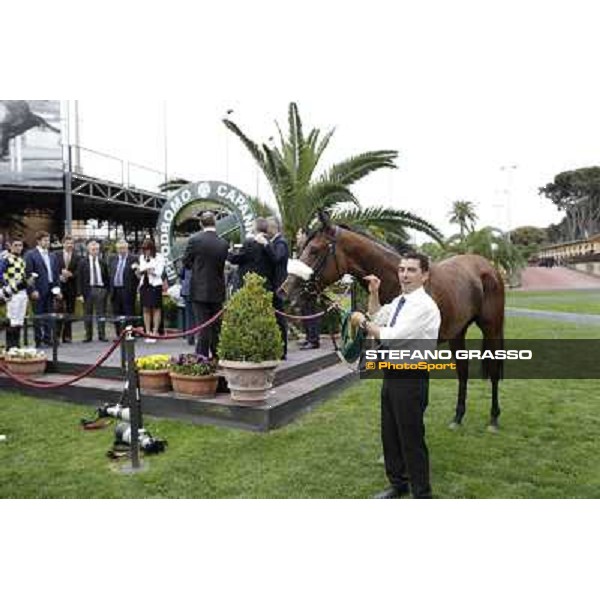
(518, 266), (600, 291)
(507, 307), (600, 325)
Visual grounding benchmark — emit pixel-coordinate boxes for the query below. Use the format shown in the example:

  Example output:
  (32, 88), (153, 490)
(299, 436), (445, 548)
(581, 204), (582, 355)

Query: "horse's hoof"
(448, 421), (461, 430)
(487, 424), (500, 434)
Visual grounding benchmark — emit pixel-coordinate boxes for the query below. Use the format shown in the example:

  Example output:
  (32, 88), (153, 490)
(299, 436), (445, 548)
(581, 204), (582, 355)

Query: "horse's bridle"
(302, 226), (343, 300)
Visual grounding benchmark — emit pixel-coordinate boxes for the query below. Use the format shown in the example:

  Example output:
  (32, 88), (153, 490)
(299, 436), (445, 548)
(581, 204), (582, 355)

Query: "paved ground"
(506, 308), (600, 325)
(517, 266), (600, 291)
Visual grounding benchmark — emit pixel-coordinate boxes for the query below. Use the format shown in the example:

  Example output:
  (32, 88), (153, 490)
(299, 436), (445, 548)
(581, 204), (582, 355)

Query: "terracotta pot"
(138, 369), (171, 393)
(5, 357), (47, 377)
(170, 372), (219, 397)
(218, 359), (280, 403)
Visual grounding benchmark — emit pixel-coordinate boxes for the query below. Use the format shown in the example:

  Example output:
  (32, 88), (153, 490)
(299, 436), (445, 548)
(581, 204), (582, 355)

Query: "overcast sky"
(13, 0), (600, 243)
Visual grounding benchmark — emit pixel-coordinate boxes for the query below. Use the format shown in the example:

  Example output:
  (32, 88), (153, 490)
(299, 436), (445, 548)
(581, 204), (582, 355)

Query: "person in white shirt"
(353, 251), (441, 499)
(137, 238), (166, 343)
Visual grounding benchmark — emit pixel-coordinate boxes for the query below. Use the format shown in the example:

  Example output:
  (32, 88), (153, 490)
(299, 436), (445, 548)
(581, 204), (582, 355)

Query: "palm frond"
(324, 150), (398, 186)
(223, 119), (278, 189)
(331, 206), (444, 245)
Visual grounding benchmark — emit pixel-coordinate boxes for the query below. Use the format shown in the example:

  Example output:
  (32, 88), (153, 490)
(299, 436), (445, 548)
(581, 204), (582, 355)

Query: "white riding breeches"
(6, 290), (28, 326)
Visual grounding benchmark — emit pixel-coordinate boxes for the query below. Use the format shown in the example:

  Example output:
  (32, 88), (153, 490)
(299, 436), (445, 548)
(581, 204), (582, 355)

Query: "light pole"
(500, 164), (518, 243)
(162, 100), (169, 186)
(225, 108), (234, 182)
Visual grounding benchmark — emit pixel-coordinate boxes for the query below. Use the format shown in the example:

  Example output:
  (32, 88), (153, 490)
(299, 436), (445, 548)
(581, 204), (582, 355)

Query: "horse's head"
(281, 211), (348, 309)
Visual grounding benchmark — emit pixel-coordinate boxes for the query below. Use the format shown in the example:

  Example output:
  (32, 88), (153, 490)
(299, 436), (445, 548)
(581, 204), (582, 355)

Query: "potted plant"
(4, 347), (47, 376)
(135, 354), (172, 392)
(169, 354), (219, 397)
(218, 273), (284, 403)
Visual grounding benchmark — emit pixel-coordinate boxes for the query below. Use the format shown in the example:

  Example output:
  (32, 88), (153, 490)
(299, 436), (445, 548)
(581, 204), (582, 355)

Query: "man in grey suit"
(183, 212), (229, 358)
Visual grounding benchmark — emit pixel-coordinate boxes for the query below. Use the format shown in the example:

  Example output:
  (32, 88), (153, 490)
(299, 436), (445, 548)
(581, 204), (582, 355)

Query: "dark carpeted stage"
(0, 337), (356, 431)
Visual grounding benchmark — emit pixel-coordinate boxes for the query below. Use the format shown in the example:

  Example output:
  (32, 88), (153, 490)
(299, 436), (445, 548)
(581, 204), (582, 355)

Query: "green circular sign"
(157, 180), (256, 283)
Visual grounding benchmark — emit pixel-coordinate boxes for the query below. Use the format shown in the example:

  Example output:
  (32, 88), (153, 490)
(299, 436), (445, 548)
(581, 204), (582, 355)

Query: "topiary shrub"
(218, 272), (283, 362)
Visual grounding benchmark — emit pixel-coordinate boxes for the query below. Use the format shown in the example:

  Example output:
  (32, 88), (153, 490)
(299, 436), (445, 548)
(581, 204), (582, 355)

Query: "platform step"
(0, 361), (358, 432)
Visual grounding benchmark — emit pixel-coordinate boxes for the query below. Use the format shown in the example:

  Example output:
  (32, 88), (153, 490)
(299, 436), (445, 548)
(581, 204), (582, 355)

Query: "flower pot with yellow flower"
(135, 354), (172, 392)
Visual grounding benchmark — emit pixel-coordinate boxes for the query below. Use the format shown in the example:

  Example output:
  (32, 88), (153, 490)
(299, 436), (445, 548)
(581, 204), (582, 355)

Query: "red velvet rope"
(0, 330), (127, 389)
(0, 304), (339, 390)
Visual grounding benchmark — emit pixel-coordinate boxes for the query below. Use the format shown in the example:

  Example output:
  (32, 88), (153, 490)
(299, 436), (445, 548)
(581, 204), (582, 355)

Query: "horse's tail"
(480, 262), (505, 381)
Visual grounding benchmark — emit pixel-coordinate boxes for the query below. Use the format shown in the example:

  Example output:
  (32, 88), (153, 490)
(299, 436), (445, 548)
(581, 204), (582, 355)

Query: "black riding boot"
(6, 326), (21, 350)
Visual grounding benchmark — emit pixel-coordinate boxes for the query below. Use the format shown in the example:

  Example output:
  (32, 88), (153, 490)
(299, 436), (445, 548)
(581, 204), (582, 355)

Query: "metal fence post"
(124, 326), (142, 471)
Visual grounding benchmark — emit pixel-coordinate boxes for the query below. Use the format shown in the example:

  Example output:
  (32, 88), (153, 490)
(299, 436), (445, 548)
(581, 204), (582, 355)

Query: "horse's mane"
(308, 223), (404, 261)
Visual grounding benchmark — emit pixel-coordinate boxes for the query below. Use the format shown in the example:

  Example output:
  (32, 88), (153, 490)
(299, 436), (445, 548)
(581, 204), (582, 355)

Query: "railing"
(69, 144), (188, 196)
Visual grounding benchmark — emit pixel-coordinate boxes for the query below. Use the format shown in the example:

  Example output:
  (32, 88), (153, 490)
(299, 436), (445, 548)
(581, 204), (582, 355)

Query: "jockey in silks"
(0, 237), (33, 349)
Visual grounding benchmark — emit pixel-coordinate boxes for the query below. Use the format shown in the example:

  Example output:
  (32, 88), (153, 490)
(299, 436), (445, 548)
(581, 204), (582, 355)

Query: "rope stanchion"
(273, 304), (338, 322)
(0, 330), (127, 390)
(132, 308), (225, 341)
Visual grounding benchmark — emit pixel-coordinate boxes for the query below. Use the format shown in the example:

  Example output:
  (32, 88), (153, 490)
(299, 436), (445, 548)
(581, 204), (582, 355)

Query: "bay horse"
(281, 217), (506, 430)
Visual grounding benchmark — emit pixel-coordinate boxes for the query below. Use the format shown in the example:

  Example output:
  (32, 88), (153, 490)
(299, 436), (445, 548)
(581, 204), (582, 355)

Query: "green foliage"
(419, 241), (449, 262)
(224, 102), (442, 252)
(218, 273), (283, 362)
(539, 167), (600, 241)
(162, 296), (180, 328)
(169, 354), (217, 376)
(446, 226), (525, 275)
(510, 226), (548, 260)
(506, 290), (600, 315)
(2, 317), (600, 498)
(448, 200), (478, 241)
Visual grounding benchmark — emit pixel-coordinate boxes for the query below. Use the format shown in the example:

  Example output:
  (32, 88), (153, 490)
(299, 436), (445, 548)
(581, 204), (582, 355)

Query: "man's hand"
(30, 291), (39, 301)
(350, 311), (366, 330)
(255, 233), (269, 246)
(363, 274), (381, 294)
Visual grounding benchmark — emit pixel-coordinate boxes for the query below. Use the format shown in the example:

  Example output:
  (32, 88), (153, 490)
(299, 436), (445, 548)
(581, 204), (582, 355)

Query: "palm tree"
(447, 226), (524, 274)
(223, 103), (443, 250)
(449, 200), (478, 242)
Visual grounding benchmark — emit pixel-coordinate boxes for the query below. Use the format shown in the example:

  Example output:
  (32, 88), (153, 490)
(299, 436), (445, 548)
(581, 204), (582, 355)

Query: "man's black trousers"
(381, 374), (432, 499)
(111, 288), (135, 335)
(193, 301), (222, 358)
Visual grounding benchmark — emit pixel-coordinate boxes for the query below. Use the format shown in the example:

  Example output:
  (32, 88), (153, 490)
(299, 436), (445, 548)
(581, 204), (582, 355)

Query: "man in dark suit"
(108, 239), (139, 338)
(183, 211), (229, 358)
(228, 217), (274, 291)
(54, 234), (81, 343)
(257, 217), (289, 359)
(77, 239), (110, 342)
(25, 230), (62, 347)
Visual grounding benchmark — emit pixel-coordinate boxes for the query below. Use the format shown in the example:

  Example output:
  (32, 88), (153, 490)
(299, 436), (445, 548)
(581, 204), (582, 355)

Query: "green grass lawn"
(1, 316), (599, 498)
(507, 289), (600, 315)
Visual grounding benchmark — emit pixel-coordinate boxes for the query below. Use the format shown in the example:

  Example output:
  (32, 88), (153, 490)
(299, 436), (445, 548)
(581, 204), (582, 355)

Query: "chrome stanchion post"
(123, 326), (142, 471)
(52, 314), (59, 366)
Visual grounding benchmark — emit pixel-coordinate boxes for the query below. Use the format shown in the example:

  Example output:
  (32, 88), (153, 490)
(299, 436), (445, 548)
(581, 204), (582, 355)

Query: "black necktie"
(92, 257), (97, 286)
(389, 297), (406, 327)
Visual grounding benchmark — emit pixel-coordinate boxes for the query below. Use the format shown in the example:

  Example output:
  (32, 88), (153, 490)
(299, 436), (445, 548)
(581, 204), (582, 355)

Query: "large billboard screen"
(0, 100), (63, 188)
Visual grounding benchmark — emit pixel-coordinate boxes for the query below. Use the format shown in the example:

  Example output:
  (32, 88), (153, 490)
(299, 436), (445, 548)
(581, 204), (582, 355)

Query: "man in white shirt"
(354, 252), (441, 499)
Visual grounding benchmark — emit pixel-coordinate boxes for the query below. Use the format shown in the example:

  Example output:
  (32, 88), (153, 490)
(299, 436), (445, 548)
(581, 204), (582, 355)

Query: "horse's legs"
(476, 321), (504, 431)
(489, 375), (501, 432)
(449, 335), (469, 428)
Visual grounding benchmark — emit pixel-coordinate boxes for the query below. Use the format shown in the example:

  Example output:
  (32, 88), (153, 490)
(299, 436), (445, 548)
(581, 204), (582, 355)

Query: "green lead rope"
(338, 311), (367, 364)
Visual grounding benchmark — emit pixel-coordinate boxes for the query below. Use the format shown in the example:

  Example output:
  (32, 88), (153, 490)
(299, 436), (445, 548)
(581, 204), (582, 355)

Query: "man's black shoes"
(373, 485), (410, 499)
(298, 340), (320, 350)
